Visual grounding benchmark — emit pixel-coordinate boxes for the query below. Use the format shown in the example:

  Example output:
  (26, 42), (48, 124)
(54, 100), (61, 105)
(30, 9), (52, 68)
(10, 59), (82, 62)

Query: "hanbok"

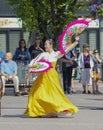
(25, 51), (78, 117)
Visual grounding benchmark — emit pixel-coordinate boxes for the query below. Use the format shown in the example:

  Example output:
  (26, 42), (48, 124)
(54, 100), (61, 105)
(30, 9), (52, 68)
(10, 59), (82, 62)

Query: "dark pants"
(62, 66), (73, 94)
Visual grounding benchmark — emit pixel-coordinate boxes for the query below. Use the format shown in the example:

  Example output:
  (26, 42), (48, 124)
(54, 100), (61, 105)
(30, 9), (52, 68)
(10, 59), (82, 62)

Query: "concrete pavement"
(0, 80), (103, 130)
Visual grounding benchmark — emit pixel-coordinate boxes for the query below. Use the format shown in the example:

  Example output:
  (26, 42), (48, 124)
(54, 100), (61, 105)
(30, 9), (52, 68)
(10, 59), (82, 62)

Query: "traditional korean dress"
(25, 51), (78, 117)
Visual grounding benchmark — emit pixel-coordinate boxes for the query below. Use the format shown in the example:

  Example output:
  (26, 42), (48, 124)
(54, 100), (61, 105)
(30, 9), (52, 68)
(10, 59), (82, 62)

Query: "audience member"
(78, 44), (94, 94)
(13, 39), (31, 65)
(92, 49), (102, 94)
(62, 34), (79, 94)
(1, 52), (20, 96)
(29, 36), (44, 59)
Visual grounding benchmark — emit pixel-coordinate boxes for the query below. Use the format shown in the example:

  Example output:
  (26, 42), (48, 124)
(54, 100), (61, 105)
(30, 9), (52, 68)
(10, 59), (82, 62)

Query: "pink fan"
(29, 59), (52, 73)
(59, 19), (89, 54)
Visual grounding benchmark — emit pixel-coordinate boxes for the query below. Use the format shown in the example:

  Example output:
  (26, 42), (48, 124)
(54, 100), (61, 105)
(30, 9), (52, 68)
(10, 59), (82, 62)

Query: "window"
(89, 30), (96, 51)
(100, 29), (103, 57)
(9, 31), (20, 55)
(0, 33), (6, 52)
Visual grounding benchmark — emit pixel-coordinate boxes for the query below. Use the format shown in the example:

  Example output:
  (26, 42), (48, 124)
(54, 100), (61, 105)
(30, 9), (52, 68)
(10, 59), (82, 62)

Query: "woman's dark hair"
(19, 39), (26, 50)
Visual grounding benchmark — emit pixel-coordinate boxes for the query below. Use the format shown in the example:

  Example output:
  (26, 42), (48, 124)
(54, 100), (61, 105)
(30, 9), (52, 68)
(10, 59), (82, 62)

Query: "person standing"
(62, 51), (74, 94)
(92, 49), (102, 94)
(62, 34), (79, 94)
(25, 39), (79, 118)
(78, 44), (94, 94)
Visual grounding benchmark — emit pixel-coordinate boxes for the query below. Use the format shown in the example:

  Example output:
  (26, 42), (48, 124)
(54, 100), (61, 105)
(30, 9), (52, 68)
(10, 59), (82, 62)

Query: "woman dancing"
(25, 39), (79, 117)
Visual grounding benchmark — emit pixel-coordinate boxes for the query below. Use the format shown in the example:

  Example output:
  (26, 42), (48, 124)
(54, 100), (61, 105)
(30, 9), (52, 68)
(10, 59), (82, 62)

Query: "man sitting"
(1, 52), (20, 96)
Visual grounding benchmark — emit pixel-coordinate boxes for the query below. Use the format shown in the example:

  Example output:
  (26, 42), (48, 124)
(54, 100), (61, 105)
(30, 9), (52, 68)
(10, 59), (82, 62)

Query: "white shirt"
(78, 53), (94, 69)
(29, 50), (60, 66)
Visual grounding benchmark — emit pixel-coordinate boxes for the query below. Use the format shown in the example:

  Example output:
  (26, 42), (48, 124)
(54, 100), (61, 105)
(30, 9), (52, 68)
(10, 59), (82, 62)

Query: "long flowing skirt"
(25, 62), (78, 117)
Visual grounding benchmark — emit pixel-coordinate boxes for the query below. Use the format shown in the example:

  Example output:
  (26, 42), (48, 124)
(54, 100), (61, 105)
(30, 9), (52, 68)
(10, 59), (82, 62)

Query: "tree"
(6, 0), (89, 46)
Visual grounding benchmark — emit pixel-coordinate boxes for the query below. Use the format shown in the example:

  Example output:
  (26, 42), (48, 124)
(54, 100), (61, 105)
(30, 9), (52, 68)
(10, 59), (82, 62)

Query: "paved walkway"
(0, 80), (103, 130)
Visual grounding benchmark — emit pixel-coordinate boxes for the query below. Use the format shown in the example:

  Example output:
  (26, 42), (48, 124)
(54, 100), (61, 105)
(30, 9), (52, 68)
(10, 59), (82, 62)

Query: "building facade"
(1, 0), (103, 57)
(0, 0), (25, 55)
(79, 20), (103, 57)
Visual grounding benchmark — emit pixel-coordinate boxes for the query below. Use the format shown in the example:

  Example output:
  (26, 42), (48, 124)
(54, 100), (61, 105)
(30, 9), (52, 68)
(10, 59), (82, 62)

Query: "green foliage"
(96, 4), (103, 18)
(7, 0), (38, 32)
(6, 0), (88, 43)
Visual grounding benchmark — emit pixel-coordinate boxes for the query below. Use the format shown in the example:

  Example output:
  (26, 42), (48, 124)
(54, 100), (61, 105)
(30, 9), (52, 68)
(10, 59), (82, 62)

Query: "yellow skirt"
(25, 62), (79, 117)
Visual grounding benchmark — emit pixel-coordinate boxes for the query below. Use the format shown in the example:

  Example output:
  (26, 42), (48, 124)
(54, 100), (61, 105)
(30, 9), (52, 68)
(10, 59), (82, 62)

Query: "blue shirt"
(13, 48), (31, 65)
(1, 60), (17, 76)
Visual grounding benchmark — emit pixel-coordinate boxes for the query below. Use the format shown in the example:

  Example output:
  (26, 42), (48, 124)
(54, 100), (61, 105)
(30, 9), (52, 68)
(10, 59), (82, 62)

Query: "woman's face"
(44, 40), (52, 52)
(83, 47), (90, 54)
(35, 37), (41, 45)
(20, 41), (26, 47)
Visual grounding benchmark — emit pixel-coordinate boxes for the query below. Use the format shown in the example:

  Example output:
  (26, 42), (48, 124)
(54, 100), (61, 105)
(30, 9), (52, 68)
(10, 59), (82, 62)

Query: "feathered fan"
(59, 19), (89, 54)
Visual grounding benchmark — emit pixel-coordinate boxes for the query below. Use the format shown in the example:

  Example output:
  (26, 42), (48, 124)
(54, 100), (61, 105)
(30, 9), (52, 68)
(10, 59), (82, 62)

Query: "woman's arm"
(57, 41), (79, 59)
(95, 53), (102, 63)
(24, 49), (31, 60)
(28, 53), (45, 67)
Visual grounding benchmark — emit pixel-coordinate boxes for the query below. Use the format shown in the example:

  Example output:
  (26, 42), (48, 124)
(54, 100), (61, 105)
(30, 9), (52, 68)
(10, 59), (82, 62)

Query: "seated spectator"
(28, 36), (44, 85)
(1, 52), (20, 96)
(13, 39), (31, 95)
(13, 39), (31, 65)
(29, 36), (44, 59)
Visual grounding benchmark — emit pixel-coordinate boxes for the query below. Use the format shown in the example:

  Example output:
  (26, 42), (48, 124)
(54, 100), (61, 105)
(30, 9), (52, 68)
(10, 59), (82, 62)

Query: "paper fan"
(29, 60), (52, 73)
(59, 19), (89, 54)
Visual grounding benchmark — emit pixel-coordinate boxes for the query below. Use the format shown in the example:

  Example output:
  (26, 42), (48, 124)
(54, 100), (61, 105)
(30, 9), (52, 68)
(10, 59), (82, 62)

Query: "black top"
(29, 45), (43, 59)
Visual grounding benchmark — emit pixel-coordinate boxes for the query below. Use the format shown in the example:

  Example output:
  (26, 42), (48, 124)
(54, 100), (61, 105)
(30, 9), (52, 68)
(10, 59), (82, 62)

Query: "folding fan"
(29, 59), (52, 73)
(59, 19), (89, 54)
